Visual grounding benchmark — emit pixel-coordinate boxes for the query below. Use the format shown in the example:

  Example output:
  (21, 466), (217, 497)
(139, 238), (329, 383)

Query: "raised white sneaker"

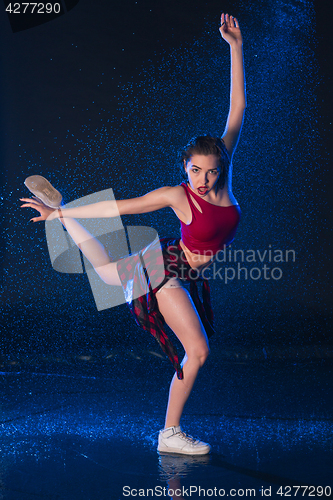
(157, 426), (211, 455)
(24, 175), (62, 209)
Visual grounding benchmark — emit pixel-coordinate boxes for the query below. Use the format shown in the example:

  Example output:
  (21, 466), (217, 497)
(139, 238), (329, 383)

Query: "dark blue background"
(1, 0), (332, 362)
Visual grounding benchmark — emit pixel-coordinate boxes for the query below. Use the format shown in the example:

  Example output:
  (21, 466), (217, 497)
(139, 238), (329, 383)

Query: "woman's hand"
(20, 196), (57, 222)
(219, 13), (242, 47)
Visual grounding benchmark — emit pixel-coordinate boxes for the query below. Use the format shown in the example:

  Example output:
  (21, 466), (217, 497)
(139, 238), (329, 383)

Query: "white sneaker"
(157, 426), (211, 455)
(24, 175), (62, 209)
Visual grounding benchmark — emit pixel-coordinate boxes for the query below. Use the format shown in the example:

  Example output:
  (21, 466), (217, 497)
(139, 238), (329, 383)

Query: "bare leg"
(156, 287), (209, 428)
(60, 221), (207, 425)
(59, 217), (121, 286)
(63, 222), (208, 423)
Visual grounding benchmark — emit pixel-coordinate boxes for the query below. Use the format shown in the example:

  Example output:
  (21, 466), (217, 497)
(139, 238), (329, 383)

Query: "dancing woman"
(20, 13), (246, 455)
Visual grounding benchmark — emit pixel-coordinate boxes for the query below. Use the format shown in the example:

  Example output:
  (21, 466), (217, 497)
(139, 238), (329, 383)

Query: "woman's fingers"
(221, 12), (229, 25)
(20, 197), (42, 203)
(20, 203), (41, 210)
(221, 12), (239, 29)
(30, 216), (44, 223)
(20, 202), (39, 209)
(20, 197), (44, 208)
(19, 197), (52, 222)
(20, 197), (37, 203)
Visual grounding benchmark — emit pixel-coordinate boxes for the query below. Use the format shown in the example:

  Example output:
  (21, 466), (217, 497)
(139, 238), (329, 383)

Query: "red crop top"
(179, 182), (241, 255)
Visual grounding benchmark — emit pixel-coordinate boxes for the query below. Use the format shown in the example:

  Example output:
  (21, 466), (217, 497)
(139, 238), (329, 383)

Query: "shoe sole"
(24, 175), (62, 209)
(157, 444), (211, 455)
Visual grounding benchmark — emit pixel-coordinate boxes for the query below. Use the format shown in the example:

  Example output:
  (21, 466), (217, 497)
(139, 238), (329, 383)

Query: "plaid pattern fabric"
(116, 237), (215, 380)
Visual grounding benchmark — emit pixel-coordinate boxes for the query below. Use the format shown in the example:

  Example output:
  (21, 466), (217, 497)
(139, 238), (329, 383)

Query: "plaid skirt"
(116, 237), (215, 380)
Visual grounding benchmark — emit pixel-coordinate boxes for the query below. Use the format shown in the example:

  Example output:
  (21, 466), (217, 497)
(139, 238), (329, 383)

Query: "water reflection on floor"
(0, 350), (332, 499)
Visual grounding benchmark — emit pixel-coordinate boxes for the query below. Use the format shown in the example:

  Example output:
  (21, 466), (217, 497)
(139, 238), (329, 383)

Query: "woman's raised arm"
(20, 186), (177, 222)
(219, 13), (246, 157)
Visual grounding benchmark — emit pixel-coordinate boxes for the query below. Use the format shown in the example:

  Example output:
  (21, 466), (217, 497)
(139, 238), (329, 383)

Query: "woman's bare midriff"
(179, 239), (214, 272)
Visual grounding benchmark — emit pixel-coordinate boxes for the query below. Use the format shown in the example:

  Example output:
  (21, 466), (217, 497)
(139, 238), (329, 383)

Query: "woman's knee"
(199, 345), (210, 366)
(189, 344), (210, 367)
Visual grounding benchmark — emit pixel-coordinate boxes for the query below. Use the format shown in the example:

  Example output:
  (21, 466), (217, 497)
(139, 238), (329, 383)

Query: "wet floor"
(0, 349), (332, 499)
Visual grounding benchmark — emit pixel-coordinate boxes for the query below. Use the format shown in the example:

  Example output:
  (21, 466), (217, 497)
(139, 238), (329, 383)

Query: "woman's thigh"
(156, 287), (209, 356)
(95, 262), (122, 286)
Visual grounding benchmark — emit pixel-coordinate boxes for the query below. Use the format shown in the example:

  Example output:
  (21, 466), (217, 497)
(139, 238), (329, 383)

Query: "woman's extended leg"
(20, 196), (121, 286)
(58, 217), (121, 286)
(156, 287), (210, 429)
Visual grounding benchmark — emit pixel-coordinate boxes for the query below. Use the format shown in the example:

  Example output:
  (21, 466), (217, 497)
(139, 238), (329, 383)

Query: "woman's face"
(185, 154), (221, 196)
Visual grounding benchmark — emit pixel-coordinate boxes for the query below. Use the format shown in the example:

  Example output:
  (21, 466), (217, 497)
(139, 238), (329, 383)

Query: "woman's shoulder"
(163, 184), (186, 200)
(154, 184), (187, 209)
